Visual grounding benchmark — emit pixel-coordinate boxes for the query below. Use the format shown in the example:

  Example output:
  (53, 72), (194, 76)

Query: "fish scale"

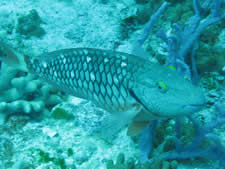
(27, 48), (140, 113)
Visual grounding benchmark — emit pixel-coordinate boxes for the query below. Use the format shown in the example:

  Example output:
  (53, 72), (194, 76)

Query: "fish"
(0, 42), (205, 135)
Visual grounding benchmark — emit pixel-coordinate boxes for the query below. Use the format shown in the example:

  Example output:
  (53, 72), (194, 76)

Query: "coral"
(106, 153), (135, 169)
(136, 103), (225, 166)
(0, 64), (65, 124)
(73, 140), (97, 165)
(11, 160), (34, 169)
(51, 107), (74, 120)
(119, 0), (167, 40)
(0, 6), (15, 35)
(67, 148), (73, 157)
(168, 1), (193, 25)
(0, 136), (14, 168)
(155, 103), (225, 166)
(37, 148), (70, 169)
(64, 26), (85, 43)
(134, 1), (169, 50)
(56, 102), (109, 136)
(135, 0), (149, 4)
(16, 9), (45, 38)
(196, 43), (225, 74)
(202, 72), (225, 89)
(130, 0), (225, 165)
(156, 0), (225, 83)
(138, 120), (157, 162)
(106, 153), (178, 169)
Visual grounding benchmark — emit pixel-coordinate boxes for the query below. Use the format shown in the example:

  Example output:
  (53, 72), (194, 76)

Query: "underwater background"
(0, 0), (224, 169)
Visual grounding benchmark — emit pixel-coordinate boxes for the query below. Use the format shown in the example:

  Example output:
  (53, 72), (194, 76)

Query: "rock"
(16, 9), (45, 38)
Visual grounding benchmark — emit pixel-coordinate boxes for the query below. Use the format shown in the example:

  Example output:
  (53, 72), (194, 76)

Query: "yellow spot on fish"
(157, 81), (167, 93)
(168, 65), (176, 71)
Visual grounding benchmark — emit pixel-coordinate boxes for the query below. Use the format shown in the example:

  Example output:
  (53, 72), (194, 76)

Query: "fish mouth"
(183, 104), (205, 113)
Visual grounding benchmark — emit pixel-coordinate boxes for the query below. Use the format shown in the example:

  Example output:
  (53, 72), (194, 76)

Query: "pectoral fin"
(99, 103), (142, 141)
(128, 89), (151, 113)
(127, 121), (150, 136)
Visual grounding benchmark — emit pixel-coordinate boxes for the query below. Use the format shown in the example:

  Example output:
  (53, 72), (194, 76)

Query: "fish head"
(133, 64), (205, 118)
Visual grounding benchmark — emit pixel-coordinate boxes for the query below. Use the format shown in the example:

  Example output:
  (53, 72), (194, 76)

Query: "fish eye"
(157, 81), (168, 93)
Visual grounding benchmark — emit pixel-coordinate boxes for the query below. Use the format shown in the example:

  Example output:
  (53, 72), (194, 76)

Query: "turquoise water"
(0, 0), (224, 168)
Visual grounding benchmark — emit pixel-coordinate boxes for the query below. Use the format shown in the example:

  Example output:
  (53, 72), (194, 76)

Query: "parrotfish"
(0, 42), (205, 135)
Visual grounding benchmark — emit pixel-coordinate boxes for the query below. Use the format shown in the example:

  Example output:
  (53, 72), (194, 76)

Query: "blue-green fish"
(0, 42), (205, 134)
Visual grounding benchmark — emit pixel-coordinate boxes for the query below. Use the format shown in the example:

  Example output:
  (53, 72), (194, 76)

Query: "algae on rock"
(16, 9), (45, 38)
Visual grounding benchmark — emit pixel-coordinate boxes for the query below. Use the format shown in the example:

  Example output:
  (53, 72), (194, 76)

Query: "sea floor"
(0, 0), (224, 168)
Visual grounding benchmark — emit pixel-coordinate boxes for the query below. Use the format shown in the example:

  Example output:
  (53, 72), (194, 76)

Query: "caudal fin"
(0, 41), (28, 72)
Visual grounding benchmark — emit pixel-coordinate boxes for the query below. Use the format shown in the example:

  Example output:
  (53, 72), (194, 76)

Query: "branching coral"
(138, 103), (225, 165)
(136, 0), (225, 84)
(148, 103), (225, 166)
(106, 152), (179, 169)
(156, 0), (225, 84)
(161, 103), (225, 161)
(132, 0), (225, 165)
(0, 63), (65, 124)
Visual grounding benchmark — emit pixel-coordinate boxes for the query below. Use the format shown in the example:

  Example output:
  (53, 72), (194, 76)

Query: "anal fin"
(99, 104), (142, 141)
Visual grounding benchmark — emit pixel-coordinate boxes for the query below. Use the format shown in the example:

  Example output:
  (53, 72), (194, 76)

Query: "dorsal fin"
(37, 47), (152, 65)
(37, 48), (77, 62)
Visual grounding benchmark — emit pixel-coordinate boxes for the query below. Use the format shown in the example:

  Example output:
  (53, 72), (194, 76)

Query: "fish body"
(25, 48), (205, 118)
(27, 48), (141, 114)
(0, 43), (205, 133)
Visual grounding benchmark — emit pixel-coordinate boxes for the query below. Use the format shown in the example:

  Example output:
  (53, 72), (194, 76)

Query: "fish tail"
(0, 41), (28, 72)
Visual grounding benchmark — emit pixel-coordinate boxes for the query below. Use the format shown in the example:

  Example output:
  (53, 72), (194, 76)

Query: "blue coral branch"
(193, 0), (205, 16)
(138, 120), (158, 163)
(213, 0), (222, 17)
(136, 0), (225, 164)
(158, 103), (225, 165)
(190, 46), (198, 84)
(156, 0), (225, 83)
(132, 2), (169, 59)
(137, 2), (169, 46)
